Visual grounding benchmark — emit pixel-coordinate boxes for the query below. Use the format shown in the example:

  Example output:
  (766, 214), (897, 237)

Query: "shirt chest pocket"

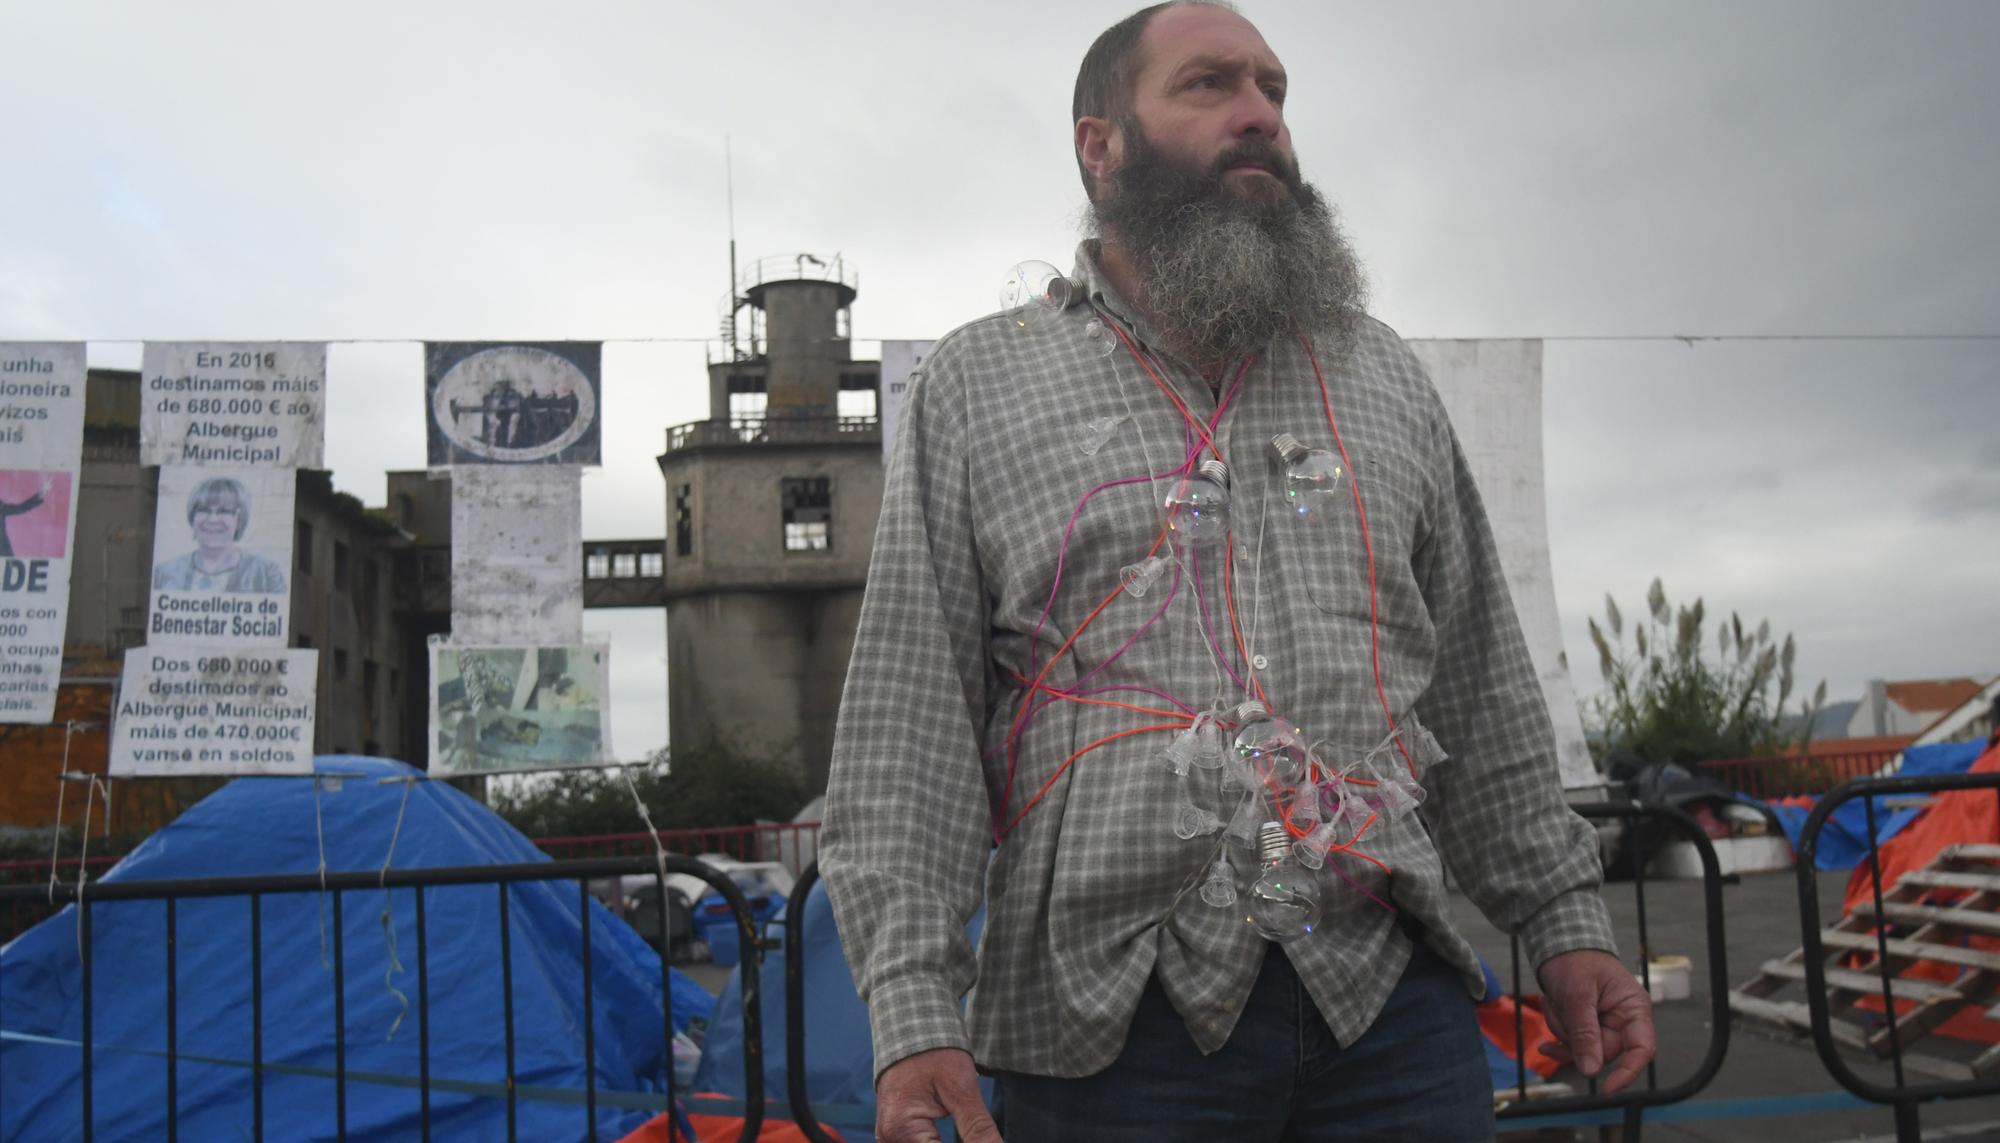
(1280, 449), (1427, 625)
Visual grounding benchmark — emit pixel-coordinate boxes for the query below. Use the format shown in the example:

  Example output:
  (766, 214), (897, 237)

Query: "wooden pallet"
(1729, 843), (2000, 1080)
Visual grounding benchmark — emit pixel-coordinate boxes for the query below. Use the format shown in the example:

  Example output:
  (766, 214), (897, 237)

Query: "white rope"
(620, 763), (672, 901)
(377, 777), (415, 1041)
(47, 723), (73, 905)
(312, 777), (332, 971)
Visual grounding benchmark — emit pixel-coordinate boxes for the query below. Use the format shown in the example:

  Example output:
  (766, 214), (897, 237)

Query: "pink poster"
(0, 469), (70, 560)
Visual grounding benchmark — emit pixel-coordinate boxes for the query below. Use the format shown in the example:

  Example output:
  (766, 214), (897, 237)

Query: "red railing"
(532, 821), (822, 874)
(1697, 749), (1904, 801)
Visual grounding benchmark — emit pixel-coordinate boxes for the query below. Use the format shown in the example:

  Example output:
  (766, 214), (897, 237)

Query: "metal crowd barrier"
(1793, 771), (2000, 1143)
(1492, 802), (1731, 1139)
(772, 803), (1731, 1141)
(0, 854), (769, 1143)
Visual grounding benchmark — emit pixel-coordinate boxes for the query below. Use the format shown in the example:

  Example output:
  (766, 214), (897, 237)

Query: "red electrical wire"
(1301, 334), (1420, 783)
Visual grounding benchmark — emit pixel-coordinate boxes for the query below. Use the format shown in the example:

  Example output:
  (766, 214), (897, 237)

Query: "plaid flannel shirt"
(821, 242), (1615, 1081)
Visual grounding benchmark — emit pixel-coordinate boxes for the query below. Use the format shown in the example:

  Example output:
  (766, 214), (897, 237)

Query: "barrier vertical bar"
(1628, 809), (1658, 1091)
(1509, 932), (1527, 1104)
(657, 869), (675, 1128)
(251, 892), (264, 1143)
(416, 886), (431, 1142)
(579, 879), (597, 1142)
(499, 884), (516, 1142)
(166, 897), (178, 1143)
(80, 893), (92, 1143)
(333, 888), (348, 1141)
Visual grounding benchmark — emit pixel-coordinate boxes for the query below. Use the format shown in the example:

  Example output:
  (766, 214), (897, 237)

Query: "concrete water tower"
(657, 254), (883, 787)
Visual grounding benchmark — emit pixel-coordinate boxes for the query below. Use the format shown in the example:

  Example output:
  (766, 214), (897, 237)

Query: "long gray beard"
(1091, 139), (1368, 367)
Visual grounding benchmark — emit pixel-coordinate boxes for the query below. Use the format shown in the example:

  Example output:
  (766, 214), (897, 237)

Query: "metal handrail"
(1793, 771), (2000, 1142)
(1, 853), (768, 1143)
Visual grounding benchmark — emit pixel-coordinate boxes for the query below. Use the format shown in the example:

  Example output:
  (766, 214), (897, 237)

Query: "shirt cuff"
(1519, 887), (1619, 972)
(865, 972), (973, 1084)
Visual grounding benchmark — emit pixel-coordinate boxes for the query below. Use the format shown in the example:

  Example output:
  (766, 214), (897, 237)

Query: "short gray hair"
(1071, 0), (1240, 201)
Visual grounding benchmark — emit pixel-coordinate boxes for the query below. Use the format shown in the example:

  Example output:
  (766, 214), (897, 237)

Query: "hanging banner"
(449, 465), (583, 645)
(140, 342), (327, 469)
(0, 343), (86, 723)
(148, 465), (294, 647)
(429, 641), (609, 775)
(1406, 339), (1596, 791)
(109, 647), (317, 775)
(877, 339), (934, 467)
(425, 342), (601, 466)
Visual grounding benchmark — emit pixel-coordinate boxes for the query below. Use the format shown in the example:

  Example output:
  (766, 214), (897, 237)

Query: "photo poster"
(139, 342), (327, 470)
(425, 342), (602, 466)
(429, 642), (610, 775)
(448, 464), (583, 645)
(877, 339), (934, 468)
(147, 465), (295, 648)
(0, 343), (86, 723)
(109, 647), (318, 776)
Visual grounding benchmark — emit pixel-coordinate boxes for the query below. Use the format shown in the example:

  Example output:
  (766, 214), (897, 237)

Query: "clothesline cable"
(56, 332), (2000, 348)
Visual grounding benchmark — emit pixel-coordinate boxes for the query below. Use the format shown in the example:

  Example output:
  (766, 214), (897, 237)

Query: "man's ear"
(1076, 115), (1124, 197)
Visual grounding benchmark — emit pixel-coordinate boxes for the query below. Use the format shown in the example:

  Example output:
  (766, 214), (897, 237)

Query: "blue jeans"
(991, 942), (1494, 1141)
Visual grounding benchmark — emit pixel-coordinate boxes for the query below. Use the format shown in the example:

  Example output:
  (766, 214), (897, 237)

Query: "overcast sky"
(5, 1), (1996, 761)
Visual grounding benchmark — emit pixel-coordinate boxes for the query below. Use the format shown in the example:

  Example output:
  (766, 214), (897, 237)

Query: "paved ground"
(679, 864), (2000, 1141)
(1449, 865), (2000, 1142)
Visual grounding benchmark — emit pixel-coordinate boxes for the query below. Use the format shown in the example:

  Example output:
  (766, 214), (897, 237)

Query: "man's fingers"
(1554, 989), (1604, 1075)
(939, 1064), (1002, 1143)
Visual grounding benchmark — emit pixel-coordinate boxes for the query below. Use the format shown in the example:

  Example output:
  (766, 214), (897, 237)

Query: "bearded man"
(820, 4), (1654, 1140)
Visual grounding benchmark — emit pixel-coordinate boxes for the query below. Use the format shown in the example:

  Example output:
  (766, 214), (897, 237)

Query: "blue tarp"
(694, 880), (986, 1140)
(0, 755), (712, 1142)
(1762, 740), (1989, 869)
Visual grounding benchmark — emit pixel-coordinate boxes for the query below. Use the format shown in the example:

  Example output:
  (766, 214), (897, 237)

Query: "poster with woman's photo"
(424, 342), (601, 466)
(429, 642), (610, 775)
(148, 465), (294, 647)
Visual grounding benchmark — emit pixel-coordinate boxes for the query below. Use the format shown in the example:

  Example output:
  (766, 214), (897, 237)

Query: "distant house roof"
(1803, 734), (1914, 757)
(1806, 700), (1860, 740)
(1885, 677), (1985, 716)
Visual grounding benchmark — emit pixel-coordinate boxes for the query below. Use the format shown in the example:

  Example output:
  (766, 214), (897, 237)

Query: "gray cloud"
(4, 0), (1996, 755)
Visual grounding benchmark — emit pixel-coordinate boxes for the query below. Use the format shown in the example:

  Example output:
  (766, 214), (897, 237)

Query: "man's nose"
(1229, 81), (1282, 141)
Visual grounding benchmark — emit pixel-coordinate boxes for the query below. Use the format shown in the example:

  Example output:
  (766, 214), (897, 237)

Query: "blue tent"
(0, 755), (713, 1142)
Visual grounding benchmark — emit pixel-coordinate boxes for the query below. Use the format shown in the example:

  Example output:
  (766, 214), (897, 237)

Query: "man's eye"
(1264, 87), (1286, 105)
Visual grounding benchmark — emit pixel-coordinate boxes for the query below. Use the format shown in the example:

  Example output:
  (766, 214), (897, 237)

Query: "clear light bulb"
(1247, 821), (1323, 942)
(1271, 433), (1346, 521)
(1076, 414), (1120, 455)
(1189, 713), (1227, 769)
(1232, 701), (1307, 787)
(1084, 318), (1118, 358)
(1119, 554), (1169, 598)
(1175, 804), (1223, 840)
(1199, 856), (1238, 908)
(1000, 261), (1075, 329)
(1292, 821), (1339, 869)
(1163, 458), (1231, 548)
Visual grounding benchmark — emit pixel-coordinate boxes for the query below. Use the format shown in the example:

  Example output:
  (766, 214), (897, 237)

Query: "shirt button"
(1251, 654), (1270, 670)
(1237, 547), (1251, 563)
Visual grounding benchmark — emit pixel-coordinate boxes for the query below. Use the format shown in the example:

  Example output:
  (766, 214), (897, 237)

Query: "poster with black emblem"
(424, 342), (601, 466)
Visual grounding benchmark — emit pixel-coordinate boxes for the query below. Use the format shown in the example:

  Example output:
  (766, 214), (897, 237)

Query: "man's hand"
(876, 1047), (1002, 1143)
(1536, 949), (1657, 1094)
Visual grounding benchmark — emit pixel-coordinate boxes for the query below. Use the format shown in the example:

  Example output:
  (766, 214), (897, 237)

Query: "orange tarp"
(617, 1100), (846, 1143)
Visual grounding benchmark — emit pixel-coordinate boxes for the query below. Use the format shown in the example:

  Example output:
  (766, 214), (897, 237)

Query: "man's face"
(1117, 5), (1294, 208)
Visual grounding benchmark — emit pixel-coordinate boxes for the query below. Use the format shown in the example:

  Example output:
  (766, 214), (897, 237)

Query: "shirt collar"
(1070, 238), (1176, 361)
